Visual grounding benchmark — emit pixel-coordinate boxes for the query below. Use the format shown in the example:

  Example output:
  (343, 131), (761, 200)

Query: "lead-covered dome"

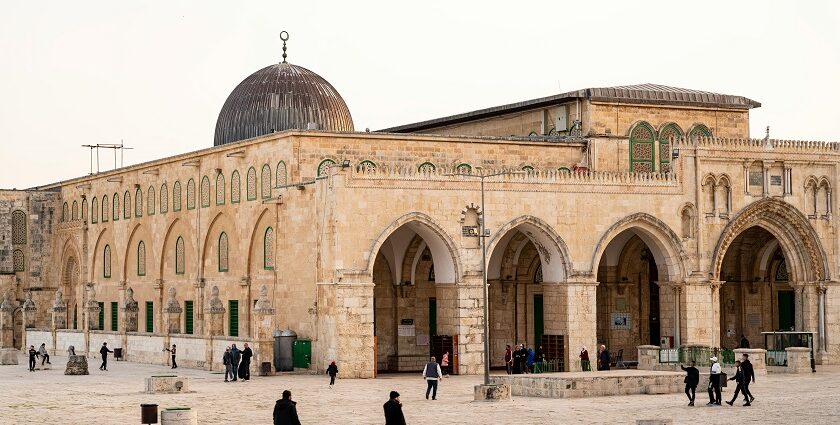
(213, 62), (354, 146)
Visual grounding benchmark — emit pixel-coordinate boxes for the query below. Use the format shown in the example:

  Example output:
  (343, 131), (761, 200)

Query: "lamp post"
(446, 168), (524, 385)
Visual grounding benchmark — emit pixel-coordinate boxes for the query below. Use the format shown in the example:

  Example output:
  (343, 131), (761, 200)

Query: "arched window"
(101, 195), (109, 222)
(359, 160), (377, 172)
(629, 122), (656, 172)
(62, 202), (68, 222)
(231, 171), (241, 203)
(103, 245), (112, 278)
(521, 165), (535, 174)
(11, 210), (27, 244)
(12, 249), (25, 272)
(680, 204), (696, 239)
(218, 232), (229, 272)
(137, 241), (146, 276)
(91, 197), (98, 224)
(172, 181), (182, 212)
(147, 186), (155, 215)
(186, 179), (196, 210)
(215, 173), (225, 205)
(71, 200), (78, 220)
(124, 191), (132, 219)
(318, 159), (336, 177)
(135, 187), (143, 217)
(261, 164), (272, 199)
(658, 123), (683, 173)
(276, 161), (288, 186)
(558, 167), (571, 174)
(246, 167), (257, 201)
(81, 198), (88, 221)
(417, 162), (435, 173)
(200, 176), (210, 208)
(533, 264), (543, 283)
(264, 227), (275, 270)
(160, 183), (169, 214)
(456, 163), (471, 174)
(688, 124), (712, 140)
(112, 193), (120, 221)
(175, 236), (185, 275)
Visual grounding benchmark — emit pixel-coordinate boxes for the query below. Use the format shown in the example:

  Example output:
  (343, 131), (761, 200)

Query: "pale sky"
(1, 1), (838, 189)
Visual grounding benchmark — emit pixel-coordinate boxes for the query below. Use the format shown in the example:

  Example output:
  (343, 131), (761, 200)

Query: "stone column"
(564, 280), (597, 372)
(22, 291), (37, 329)
(315, 281), (374, 378)
(205, 286), (226, 337)
(52, 290), (67, 330)
(85, 286), (101, 331)
(123, 287), (139, 332)
(0, 291), (16, 348)
(785, 347), (813, 373)
(733, 348), (767, 375)
(164, 287), (182, 334)
(154, 279), (165, 335)
(252, 285), (276, 374)
(681, 279), (718, 347)
(454, 281), (484, 376)
(817, 285), (828, 362)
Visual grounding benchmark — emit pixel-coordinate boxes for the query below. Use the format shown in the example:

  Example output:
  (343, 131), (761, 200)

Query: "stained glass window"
(11, 210), (26, 244)
(137, 241), (146, 276)
(175, 236), (185, 275)
(264, 227), (274, 270)
(247, 167), (257, 201)
(418, 162), (435, 173)
(147, 186), (155, 215)
(318, 159), (336, 177)
(160, 183), (169, 214)
(62, 203), (68, 222)
(216, 173), (225, 205)
(218, 232), (229, 272)
(13, 249), (24, 272)
(102, 196), (109, 222)
(630, 122), (656, 172)
(103, 245), (112, 278)
(135, 188), (143, 217)
(276, 161), (288, 186)
(173, 181), (181, 212)
(521, 165), (535, 173)
(200, 176), (210, 208)
(456, 163), (471, 174)
(81, 199), (88, 220)
(113, 193), (119, 221)
(359, 160), (377, 172)
(231, 171), (241, 203)
(658, 123), (683, 173)
(261, 164), (271, 199)
(187, 179), (196, 210)
(688, 124), (712, 140)
(72, 201), (78, 220)
(91, 198), (98, 223)
(124, 191), (131, 219)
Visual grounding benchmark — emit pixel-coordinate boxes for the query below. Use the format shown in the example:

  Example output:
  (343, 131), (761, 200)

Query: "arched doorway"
(370, 217), (460, 373)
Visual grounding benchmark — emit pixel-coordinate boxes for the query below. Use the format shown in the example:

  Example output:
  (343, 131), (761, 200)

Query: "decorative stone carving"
(164, 287), (182, 334)
(64, 355), (89, 375)
(206, 286), (225, 336)
(254, 285), (275, 315)
(1, 291), (17, 348)
(85, 285), (101, 330)
(22, 290), (36, 328)
(124, 287), (139, 332)
(52, 289), (67, 330)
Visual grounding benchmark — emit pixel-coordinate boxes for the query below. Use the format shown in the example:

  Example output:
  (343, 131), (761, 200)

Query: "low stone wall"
(56, 330), (85, 354)
(169, 335), (209, 369)
(489, 371), (684, 398)
(88, 331), (122, 354)
(126, 333), (166, 364)
(145, 376), (191, 394)
(27, 329), (52, 350)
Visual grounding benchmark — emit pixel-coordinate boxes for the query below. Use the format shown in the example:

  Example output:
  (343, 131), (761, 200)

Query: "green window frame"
(358, 160), (377, 172)
(276, 161), (288, 186)
(175, 236), (185, 275)
(228, 300), (239, 337)
(456, 163), (472, 174)
(317, 159), (336, 177)
(231, 170), (241, 203)
(147, 186), (155, 216)
(246, 167), (257, 201)
(173, 181), (182, 212)
(417, 161), (435, 173)
(135, 187), (143, 217)
(102, 195), (108, 222)
(263, 227), (274, 270)
(215, 172), (225, 205)
(124, 190), (131, 219)
(137, 241), (146, 276)
(201, 175), (210, 208)
(521, 165), (535, 173)
(186, 178), (196, 210)
(98, 302), (104, 330)
(558, 167), (571, 173)
(160, 183), (169, 214)
(91, 197), (98, 223)
(112, 193), (119, 221)
(111, 301), (118, 331)
(629, 121), (656, 172)
(103, 245), (112, 278)
(145, 301), (154, 333)
(218, 232), (229, 272)
(184, 300), (194, 335)
(261, 164), (272, 199)
(658, 123), (683, 173)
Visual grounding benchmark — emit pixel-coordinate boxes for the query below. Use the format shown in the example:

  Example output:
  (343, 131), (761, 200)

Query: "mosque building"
(1, 37), (837, 377)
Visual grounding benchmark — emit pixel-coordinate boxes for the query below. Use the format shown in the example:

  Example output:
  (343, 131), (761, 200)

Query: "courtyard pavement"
(3, 354), (838, 424)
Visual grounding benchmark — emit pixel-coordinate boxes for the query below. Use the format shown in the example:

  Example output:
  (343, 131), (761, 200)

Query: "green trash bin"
(293, 339), (311, 369)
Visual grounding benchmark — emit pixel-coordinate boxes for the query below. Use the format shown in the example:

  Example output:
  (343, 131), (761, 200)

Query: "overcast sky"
(1, 1), (838, 188)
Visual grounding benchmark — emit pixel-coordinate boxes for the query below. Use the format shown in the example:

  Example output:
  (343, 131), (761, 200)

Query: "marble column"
(564, 280), (598, 372)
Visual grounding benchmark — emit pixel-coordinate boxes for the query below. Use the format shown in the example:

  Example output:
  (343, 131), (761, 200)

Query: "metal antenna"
(81, 142), (134, 174)
(280, 31), (289, 63)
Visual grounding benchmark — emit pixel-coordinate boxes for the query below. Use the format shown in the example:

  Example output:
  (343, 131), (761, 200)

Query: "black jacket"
(327, 364), (338, 376)
(598, 350), (611, 370)
(681, 365), (699, 386)
(273, 399), (301, 425)
(100, 346), (112, 357)
(383, 399), (406, 425)
(241, 347), (253, 363)
(729, 367), (745, 384)
(741, 360), (755, 383)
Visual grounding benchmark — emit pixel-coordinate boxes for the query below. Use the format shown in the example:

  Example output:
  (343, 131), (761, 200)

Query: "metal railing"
(656, 346), (735, 367)
(659, 348), (679, 363)
(766, 350), (788, 367)
(532, 359), (564, 373)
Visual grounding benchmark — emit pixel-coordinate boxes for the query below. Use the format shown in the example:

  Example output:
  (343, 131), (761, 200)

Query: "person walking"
(165, 344), (177, 369)
(504, 345), (513, 375)
(441, 351), (450, 376)
(741, 353), (756, 403)
(240, 343), (253, 381)
(598, 345), (611, 371)
(223, 347), (234, 382)
(422, 356), (443, 400)
(580, 347), (591, 371)
(384, 390), (406, 425)
(272, 389), (301, 425)
(27, 345), (38, 372)
(38, 343), (50, 366)
(681, 361), (700, 406)
(706, 356), (722, 405)
(230, 344), (241, 381)
(99, 342), (113, 371)
(726, 360), (751, 406)
(326, 360), (339, 387)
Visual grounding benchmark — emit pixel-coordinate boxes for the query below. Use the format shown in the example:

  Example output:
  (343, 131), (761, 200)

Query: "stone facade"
(1, 83), (838, 380)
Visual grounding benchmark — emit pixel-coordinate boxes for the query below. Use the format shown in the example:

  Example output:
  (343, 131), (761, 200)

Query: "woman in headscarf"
(580, 346), (591, 371)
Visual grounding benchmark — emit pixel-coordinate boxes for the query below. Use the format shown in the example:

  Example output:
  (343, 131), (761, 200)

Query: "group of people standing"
(222, 343), (253, 382)
(504, 344), (545, 374)
(681, 353), (756, 407)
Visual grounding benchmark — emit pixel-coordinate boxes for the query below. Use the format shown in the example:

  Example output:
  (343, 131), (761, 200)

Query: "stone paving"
(3, 354), (839, 424)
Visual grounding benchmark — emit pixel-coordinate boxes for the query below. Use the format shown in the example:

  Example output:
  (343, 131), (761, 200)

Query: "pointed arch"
(101, 195), (109, 222)
(629, 121), (656, 172)
(200, 176), (210, 208)
(261, 164), (272, 199)
(688, 123), (712, 139)
(246, 167), (257, 201)
(124, 190), (131, 219)
(186, 178), (196, 210)
(91, 197), (98, 223)
(215, 172), (225, 205)
(112, 193), (120, 221)
(231, 170), (241, 203)
(81, 198), (88, 221)
(172, 181), (182, 211)
(72, 200), (78, 220)
(200, 211), (236, 276)
(11, 210), (27, 244)
(658, 123), (683, 173)
(160, 183), (169, 214)
(486, 215), (572, 283)
(245, 208), (271, 276)
(147, 186), (156, 216)
(276, 161), (288, 187)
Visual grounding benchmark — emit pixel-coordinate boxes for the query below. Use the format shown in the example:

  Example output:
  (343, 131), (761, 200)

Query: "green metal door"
(145, 301), (154, 332)
(110, 301), (118, 331)
(184, 301), (194, 334)
(778, 291), (795, 331)
(98, 302), (104, 330)
(293, 339), (311, 368)
(534, 295), (544, 347)
(229, 300), (239, 337)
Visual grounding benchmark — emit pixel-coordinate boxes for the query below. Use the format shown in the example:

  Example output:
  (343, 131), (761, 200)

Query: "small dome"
(213, 62), (354, 146)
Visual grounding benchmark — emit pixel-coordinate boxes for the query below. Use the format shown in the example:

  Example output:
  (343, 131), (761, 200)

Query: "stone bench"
(161, 407), (197, 425)
(145, 376), (191, 394)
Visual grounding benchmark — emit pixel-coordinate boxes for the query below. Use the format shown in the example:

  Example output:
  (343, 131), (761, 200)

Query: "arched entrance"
(370, 215), (460, 373)
(592, 214), (686, 363)
(485, 216), (570, 371)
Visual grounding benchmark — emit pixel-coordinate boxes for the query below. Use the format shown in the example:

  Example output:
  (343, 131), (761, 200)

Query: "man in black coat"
(230, 344), (241, 381)
(681, 362), (700, 405)
(725, 360), (751, 406)
(240, 343), (253, 381)
(741, 353), (756, 403)
(273, 390), (301, 425)
(598, 345), (611, 371)
(384, 390), (406, 425)
(99, 342), (113, 371)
